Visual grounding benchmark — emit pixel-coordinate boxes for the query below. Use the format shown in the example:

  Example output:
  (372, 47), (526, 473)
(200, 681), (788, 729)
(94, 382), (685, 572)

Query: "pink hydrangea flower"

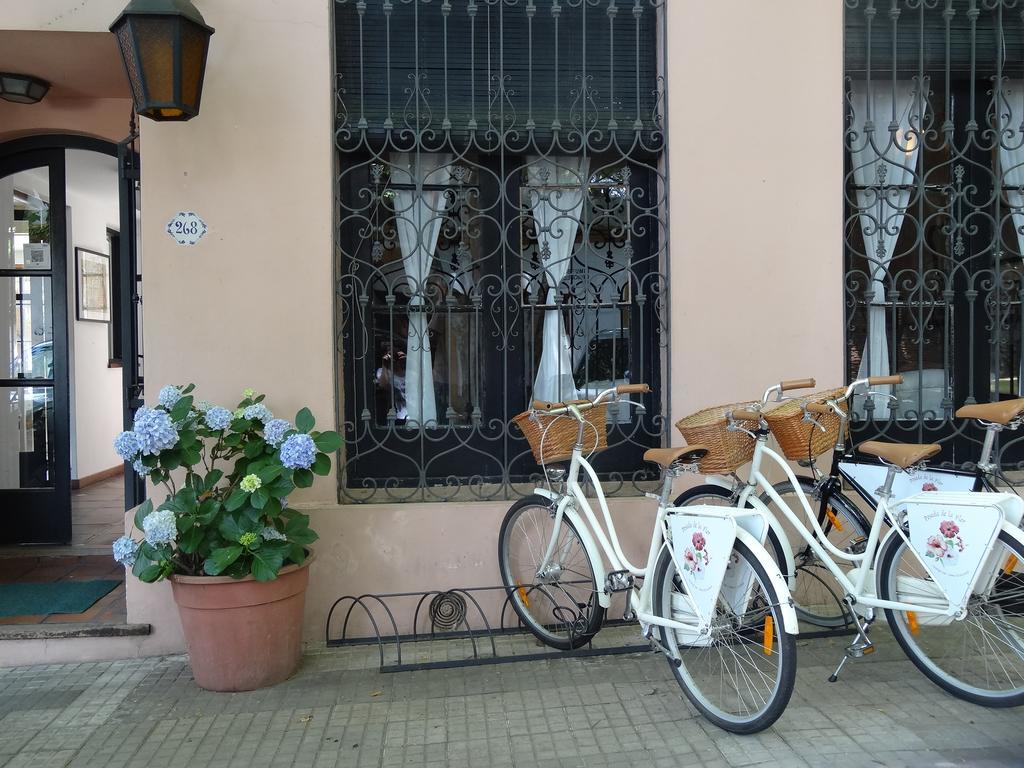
(692, 532), (706, 551)
(939, 520), (959, 538)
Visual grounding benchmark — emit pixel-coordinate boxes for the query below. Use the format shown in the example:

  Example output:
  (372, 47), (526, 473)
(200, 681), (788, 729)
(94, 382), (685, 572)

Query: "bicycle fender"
(1000, 521), (1024, 550)
(557, 504), (613, 610)
(531, 487), (558, 502)
(701, 475), (735, 492)
(743, 495), (798, 592)
(733, 526), (800, 635)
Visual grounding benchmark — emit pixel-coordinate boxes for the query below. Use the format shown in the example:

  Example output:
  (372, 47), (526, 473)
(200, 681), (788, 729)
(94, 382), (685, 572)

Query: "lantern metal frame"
(109, 0), (214, 121)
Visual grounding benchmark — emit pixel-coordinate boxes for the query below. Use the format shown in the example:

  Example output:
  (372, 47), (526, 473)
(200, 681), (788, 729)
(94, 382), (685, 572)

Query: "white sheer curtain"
(997, 81), (1024, 391)
(391, 152), (451, 426)
(527, 156), (590, 403)
(850, 80), (921, 417)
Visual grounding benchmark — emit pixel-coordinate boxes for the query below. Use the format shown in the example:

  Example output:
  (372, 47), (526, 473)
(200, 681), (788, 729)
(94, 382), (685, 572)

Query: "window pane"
(0, 386), (55, 488)
(2, 169), (50, 270)
(2, 276), (53, 379)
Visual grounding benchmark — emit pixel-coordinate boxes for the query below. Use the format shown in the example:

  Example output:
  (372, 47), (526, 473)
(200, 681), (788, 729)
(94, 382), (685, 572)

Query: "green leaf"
(197, 497), (221, 524)
(204, 545), (243, 576)
(251, 487), (269, 510)
(311, 453), (331, 476)
(182, 448), (202, 466)
(244, 439), (265, 459)
(313, 431), (342, 453)
(230, 417), (251, 432)
(169, 395), (194, 423)
(284, 513), (319, 546)
(218, 514), (245, 542)
(179, 524), (204, 554)
(250, 542), (287, 581)
(204, 469), (224, 491)
(133, 499), (153, 530)
(293, 468), (314, 488)
(257, 464), (283, 484)
(287, 543), (307, 565)
(181, 383), (195, 395)
(161, 451), (182, 471)
(224, 489), (248, 512)
(223, 433), (243, 447)
(295, 407), (315, 433)
(268, 478), (295, 499)
(263, 497), (282, 518)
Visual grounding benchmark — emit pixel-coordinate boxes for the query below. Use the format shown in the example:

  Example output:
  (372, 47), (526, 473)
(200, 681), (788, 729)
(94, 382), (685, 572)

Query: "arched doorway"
(0, 134), (141, 544)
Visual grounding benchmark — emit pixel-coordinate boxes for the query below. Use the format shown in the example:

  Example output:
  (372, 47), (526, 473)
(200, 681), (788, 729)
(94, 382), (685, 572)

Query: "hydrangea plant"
(111, 385), (341, 583)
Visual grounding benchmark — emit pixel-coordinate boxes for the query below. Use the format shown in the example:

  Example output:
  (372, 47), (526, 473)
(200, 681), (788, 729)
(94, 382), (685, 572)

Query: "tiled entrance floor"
(71, 475), (125, 549)
(0, 555), (126, 625)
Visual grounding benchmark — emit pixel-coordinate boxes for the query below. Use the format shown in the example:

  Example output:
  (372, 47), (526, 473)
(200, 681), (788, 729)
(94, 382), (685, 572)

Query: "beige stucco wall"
(0, 0), (845, 665)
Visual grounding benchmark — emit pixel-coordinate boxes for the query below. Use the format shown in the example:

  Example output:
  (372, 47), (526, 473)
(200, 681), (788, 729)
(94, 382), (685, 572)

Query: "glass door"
(0, 150), (70, 544)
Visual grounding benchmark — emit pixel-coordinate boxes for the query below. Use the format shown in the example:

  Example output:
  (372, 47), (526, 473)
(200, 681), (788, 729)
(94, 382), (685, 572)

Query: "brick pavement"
(0, 626), (1021, 768)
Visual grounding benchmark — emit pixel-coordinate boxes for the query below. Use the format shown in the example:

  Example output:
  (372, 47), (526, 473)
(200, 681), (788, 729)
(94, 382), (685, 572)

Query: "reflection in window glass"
(0, 387), (55, 488)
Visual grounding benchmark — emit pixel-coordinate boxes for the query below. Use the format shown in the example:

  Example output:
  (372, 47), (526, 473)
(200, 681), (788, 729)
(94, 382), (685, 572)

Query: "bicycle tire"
(652, 537), (797, 733)
(877, 527), (1024, 707)
(498, 493), (605, 650)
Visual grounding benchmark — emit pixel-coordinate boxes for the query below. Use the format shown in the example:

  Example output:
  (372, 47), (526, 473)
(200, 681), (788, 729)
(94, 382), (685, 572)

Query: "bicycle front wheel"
(759, 478), (869, 627)
(498, 494), (605, 650)
(878, 528), (1024, 707)
(652, 539), (796, 733)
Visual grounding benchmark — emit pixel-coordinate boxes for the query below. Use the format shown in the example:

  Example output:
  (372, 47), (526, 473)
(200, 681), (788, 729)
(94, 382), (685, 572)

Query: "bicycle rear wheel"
(498, 494), (605, 650)
(652, 538), (796, 733)
(878, 529), (1024, 707)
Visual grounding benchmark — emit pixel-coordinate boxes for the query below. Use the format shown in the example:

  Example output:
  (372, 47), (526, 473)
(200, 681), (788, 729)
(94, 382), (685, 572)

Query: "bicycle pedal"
(845, 641), (875, 659)
(604, 570), (634, 594)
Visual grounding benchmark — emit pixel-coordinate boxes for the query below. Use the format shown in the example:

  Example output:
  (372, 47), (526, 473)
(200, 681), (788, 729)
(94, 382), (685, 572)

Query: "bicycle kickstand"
(828, 599), (876, 683)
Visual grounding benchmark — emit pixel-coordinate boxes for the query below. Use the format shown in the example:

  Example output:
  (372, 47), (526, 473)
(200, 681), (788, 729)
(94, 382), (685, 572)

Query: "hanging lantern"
(110, 0), (215, 121)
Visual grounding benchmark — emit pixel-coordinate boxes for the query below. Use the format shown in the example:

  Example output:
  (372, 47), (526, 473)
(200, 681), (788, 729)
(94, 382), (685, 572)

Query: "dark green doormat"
(0, 580), (121, 618)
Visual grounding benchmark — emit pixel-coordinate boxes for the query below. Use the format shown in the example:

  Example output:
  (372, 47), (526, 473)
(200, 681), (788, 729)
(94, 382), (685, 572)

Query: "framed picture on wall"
(75, 247), (111, 322)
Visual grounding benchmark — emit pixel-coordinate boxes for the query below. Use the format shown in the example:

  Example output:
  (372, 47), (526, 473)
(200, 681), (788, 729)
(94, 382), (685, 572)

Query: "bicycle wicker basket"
(513, 403), (608, 464)
(762, 387), (847, 462)
(674, 401), (759, 474)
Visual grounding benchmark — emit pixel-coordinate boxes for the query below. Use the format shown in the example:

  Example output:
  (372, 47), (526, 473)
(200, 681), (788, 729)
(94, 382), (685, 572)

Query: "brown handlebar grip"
(780, 378), (816, 391)
(805, 402), (832, 415)
(868, 375), (903, 386)
(616, 383), (651, 395)
(731, 408), (763, 422)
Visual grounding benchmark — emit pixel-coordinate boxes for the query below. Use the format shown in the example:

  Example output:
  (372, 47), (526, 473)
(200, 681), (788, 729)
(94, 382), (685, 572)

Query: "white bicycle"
(498, 385), (799, 733)
(724, 379), (1024, 706)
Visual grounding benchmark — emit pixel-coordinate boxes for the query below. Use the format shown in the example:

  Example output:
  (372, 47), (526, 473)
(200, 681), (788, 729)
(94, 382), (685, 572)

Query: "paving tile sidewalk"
(0, 627), (1021, 768)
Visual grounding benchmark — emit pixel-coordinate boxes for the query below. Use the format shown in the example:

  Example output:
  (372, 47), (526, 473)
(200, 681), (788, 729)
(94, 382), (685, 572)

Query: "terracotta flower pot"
(170, 551), (314, 691)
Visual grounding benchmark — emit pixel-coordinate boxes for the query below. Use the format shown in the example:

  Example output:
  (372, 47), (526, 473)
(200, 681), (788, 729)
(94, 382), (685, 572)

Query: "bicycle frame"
(736, 435), (1020, 619)
(531, 409), (798, 637)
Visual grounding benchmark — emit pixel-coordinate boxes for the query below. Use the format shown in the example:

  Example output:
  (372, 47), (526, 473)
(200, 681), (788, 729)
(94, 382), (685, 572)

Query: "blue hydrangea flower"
(133, 407), (179, 455)
(141, 508), (177, 546)
(243, 403), (273, 424)
(280, 433), (316, 469)
(113, 430), (142, 461)
(196, 400), (213, 412)
(132, 458), (153, 477)
(204, 406), (233, 431)
(158, 385), (183, 410)
(263, 418), (293, 448)
(112, 536), (139, 568)
(261, 526), (287, 542)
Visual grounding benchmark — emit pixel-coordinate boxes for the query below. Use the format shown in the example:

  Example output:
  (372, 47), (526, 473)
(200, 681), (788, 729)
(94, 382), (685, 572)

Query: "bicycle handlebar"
(781, 378), (816, 392)
(530, 383), (650, 417)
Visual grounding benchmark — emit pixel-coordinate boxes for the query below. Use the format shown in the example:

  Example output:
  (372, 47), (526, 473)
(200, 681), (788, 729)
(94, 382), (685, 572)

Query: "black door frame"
(0, 147), (71, 543)
(0, 134), (144, 541)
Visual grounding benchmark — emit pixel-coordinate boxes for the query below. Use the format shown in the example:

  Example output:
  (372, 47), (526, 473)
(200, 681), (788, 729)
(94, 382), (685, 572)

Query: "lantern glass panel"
(134, 17), (175, 104)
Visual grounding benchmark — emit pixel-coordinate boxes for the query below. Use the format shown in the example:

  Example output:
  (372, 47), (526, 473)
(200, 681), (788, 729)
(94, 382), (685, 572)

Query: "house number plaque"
(166, 212), (208, 246)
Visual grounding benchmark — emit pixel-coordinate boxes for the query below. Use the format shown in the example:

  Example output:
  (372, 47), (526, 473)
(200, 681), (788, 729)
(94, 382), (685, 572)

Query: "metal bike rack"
(325, 583), (855, 674)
